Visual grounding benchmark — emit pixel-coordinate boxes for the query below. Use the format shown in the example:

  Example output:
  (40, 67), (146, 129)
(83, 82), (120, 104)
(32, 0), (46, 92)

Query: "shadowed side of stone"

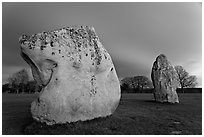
(24, 115), (125, 135)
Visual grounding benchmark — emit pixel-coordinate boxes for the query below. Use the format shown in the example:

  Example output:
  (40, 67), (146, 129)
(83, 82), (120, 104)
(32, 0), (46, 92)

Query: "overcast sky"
(2, 2), (202, 87)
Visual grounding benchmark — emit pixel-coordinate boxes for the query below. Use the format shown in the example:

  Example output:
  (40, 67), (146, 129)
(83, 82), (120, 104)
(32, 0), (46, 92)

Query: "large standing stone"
(151, 54), (179, 103)
(19, 26), (121, 125)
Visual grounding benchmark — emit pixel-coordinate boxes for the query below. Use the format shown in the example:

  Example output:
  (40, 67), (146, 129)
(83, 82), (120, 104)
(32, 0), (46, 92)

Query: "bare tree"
(184, 75), (198, 88)
(175, 65), (198, 93)
(8, 69), (29, 94)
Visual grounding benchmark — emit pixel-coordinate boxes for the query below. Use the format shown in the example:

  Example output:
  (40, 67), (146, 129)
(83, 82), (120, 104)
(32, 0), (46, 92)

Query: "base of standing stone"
(23, 115), (120, 135)
(153, 92), (179, 103)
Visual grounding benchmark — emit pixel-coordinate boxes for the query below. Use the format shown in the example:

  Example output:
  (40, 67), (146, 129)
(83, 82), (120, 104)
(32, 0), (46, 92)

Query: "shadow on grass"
(144, 100), (179, 105)
(24, 115), (126, 135)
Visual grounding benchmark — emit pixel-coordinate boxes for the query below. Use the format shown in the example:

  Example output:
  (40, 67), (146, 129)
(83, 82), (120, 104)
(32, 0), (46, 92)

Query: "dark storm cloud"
(2, 2), (202, 86)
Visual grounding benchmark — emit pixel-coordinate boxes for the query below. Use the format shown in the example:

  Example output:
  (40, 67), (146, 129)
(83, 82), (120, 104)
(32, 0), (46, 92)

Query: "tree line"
(120, 65), (198, 93)
(2, 65), (198, 94)
(120, 76), (153, 93)
(2, 69), (41, 94)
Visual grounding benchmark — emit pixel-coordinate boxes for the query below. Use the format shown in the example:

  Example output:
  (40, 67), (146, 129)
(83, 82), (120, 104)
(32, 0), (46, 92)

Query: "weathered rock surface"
(151, 54), (179, 103)
(19, 26), (121, 125)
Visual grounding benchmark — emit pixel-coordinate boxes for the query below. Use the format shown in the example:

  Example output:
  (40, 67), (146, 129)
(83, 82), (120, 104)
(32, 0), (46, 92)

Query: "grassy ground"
(2, 93), (202, 135)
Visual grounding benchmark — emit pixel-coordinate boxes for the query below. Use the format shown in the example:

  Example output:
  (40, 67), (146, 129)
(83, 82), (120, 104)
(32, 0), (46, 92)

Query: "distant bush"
(3, 68), (42, 94)
(120, 76), (153, 93)
(2, 83), (11, 93)
(7, 69), (29, 94)
(2, 80), (41, 94)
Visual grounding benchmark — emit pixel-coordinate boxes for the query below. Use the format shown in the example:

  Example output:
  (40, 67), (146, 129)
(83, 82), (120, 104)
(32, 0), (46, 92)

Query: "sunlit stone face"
(20, 26), (121, 125)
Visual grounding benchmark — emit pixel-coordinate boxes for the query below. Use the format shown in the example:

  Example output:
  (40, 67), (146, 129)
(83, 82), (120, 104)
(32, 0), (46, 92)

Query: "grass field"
(2, 93), (202, 135)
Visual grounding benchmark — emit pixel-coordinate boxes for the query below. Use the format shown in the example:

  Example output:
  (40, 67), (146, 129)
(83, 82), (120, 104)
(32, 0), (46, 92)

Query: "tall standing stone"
(19, 26), (121, 125)
(151, 54), (179, 103)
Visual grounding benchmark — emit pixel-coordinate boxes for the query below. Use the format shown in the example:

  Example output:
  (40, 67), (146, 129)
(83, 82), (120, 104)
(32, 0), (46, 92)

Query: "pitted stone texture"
(20, 26), (121, 125)
(151, 54), (179, 103)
